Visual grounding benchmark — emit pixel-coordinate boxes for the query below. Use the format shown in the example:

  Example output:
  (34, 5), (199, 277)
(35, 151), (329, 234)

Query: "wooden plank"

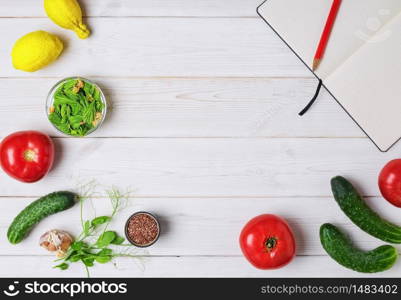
(0, 197), (400, 256)
(0, 255), (400, 277)
(0, 78), (360, 138)
(0, 18), (308, 77)
(0, 138), (396, 197)
(2, 0), (262, 17)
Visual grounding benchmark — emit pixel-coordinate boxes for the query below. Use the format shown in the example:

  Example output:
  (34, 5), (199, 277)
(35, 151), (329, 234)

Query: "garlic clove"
(40, 230), (73, 258)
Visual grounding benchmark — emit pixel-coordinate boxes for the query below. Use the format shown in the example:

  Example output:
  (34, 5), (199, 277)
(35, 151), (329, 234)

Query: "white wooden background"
(0, 0), (400, 278)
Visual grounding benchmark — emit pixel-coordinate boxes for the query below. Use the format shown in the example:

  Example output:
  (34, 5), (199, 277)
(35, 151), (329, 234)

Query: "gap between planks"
(0, 254), (327, 258)
(0, 76), (315, 80)
(0, 195), (382, 200)
(0, 16), (260, 19)
(46, 136), (368, 139)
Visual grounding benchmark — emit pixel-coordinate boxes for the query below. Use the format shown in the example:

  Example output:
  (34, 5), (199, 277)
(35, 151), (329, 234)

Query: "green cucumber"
(331, 176), (401, 243)
(8, 191), (77, 244)
(320, 223), (398, 273)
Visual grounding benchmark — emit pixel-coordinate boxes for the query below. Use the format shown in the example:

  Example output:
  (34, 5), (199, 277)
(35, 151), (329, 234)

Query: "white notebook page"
(258, 0), (401, 150)
(325, 14), (401, 150)
(258, 0), (401, 79)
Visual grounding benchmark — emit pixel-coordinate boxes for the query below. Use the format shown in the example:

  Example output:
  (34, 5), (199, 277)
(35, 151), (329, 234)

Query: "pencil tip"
(312, 59), (321, 71)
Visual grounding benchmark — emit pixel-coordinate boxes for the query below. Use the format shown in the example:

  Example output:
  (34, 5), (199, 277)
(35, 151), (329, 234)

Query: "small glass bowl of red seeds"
(125, 212), (160, 247)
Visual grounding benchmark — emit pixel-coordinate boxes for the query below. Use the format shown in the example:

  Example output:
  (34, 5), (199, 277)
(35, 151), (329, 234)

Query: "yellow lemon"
(44, 0), (90, 39)
(12, 31), (64, 72)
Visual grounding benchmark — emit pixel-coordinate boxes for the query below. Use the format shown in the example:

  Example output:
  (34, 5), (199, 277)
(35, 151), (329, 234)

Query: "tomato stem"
(24, 149), (37, 162)
(265, 237), (277, 252)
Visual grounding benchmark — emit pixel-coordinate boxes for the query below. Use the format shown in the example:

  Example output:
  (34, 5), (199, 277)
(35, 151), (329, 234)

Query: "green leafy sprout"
(54, 185), (144, 277)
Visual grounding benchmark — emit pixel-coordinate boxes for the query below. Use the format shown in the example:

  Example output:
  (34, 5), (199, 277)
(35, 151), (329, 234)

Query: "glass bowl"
(46, 77), (107, 137)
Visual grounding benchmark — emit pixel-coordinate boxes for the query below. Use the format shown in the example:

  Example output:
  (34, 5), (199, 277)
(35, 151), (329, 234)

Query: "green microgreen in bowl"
(48, 78), (105, 136)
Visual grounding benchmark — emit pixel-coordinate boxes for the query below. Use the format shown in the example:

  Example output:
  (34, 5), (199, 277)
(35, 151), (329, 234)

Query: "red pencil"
(312, 0), (342, 71)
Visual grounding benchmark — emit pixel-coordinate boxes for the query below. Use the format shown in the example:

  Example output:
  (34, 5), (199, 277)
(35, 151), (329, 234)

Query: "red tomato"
(239, 214), (296, 270)
(0, 131), (54, 183)
(379, 159), (401, 208)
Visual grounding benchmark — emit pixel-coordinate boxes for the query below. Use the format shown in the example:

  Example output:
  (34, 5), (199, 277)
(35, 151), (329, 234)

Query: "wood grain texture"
(0, 78), (360, 138)
(0, 256), (400, 278)
(2, 0), (262, 17)
(0, 138), (397, 197)
(1, 197), (400, 257)
(0, 18), (308, 77)
(0, 0), (393, 278)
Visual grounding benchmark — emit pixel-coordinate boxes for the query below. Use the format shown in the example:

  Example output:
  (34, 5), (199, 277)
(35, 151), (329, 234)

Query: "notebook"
(257, 0), (401, 152)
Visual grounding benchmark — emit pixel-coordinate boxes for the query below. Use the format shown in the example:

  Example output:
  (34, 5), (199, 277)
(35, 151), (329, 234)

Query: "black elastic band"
(298, 79), (323, 116)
